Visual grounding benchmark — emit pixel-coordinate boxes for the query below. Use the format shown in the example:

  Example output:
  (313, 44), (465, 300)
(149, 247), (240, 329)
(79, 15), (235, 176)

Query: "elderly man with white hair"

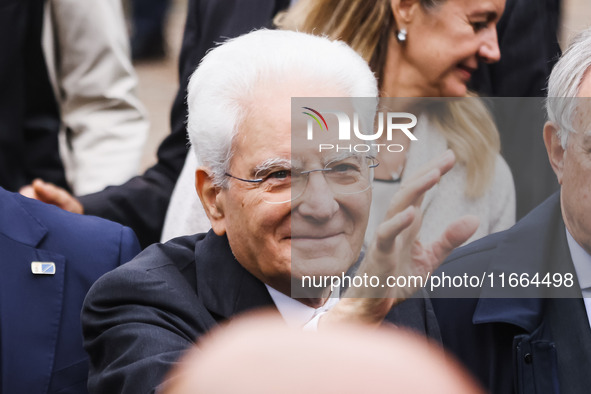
(431, 28), (591, 394)
(81, 29), (478, 393)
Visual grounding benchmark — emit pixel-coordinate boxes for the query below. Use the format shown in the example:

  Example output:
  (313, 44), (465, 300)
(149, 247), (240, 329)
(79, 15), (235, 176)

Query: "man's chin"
(290, 254), (353, 279)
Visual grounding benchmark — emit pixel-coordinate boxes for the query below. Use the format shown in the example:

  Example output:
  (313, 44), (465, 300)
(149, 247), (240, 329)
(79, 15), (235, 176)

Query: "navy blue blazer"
(82, 230), (440, 394)
(0, 188), (140, 393)
(431, 193), (590, 394)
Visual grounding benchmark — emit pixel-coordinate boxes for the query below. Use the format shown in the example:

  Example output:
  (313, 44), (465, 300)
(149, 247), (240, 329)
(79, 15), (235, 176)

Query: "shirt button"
(524, 353), (533, 364)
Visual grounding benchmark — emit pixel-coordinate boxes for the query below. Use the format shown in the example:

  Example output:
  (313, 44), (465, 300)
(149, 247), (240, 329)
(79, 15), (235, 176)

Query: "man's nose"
(294, 172), (339, 221)
(478, 27), (501, 64)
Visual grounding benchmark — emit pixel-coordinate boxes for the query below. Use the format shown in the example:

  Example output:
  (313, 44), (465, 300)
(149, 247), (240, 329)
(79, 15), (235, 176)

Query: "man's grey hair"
(186, 29), (378, 187)
(547, 28), (591, 148)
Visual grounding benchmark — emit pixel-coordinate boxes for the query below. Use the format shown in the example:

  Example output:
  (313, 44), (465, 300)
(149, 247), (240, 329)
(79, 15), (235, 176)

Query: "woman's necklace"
(389, 164), (404, 182)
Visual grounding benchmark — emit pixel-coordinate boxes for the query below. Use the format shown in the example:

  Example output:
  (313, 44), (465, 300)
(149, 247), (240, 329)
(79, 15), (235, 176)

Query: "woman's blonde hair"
(276, 0), (501, 198)
(426, 98), (500, 198)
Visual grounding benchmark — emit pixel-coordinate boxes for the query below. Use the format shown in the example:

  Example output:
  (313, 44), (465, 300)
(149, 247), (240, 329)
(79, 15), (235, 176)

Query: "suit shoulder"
(442, 193), (561, 274)
(82, 234), (206, 345)
(88, 234), (201, 295)
(16, 191), (136, 243)
(121, 233), (201, 273)
(3, 190), (140, 270)
(440, 229), (508, 274)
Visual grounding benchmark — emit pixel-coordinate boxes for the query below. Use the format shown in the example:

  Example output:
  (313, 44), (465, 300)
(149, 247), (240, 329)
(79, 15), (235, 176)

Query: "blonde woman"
(277, 0), (515, 244)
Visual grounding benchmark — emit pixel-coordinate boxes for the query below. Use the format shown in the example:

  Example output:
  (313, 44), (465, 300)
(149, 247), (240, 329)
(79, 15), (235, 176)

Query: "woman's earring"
(396, 28), (407, 43)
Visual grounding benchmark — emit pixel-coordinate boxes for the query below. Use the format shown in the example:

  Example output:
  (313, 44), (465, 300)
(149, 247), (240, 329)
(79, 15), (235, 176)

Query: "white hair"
(186, 29), (378, 186)
(546, 28), (591, 148)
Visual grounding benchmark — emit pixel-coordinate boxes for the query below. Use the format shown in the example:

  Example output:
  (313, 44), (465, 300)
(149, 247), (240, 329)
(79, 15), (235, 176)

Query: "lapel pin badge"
(31, 262), (56, 275)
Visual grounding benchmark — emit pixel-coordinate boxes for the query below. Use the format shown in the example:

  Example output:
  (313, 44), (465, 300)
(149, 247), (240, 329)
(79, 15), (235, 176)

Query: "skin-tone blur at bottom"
(160, 312), (484, 394)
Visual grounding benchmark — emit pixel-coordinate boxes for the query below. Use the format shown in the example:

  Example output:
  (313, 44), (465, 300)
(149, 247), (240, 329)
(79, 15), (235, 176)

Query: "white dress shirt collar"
(566, 227), (591, 291)
(265, 285), (339, 328)
(566, 227), (591, 329)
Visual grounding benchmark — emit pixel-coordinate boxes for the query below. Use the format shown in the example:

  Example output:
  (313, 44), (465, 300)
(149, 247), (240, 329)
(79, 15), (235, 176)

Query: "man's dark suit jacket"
(82, 231), (441, 394)
(77, 0), (560, 248)
(431, 193), (591, 394)
(0, 187), (140, 393)
(0, 0), (68, 192)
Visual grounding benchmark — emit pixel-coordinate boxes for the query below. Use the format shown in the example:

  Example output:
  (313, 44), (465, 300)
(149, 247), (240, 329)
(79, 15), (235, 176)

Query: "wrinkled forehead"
(290, 130), (374, 170)
(234, 84), (369, 157)
(290, 151), (370, 171)
(246, 143), (370, 174)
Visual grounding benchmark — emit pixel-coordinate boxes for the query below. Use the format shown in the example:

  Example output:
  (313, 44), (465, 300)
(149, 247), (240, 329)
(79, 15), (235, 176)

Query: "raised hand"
(322, 150), (479, 327)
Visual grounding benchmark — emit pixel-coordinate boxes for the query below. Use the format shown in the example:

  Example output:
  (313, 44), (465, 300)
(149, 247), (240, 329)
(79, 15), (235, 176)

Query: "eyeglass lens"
(263, 156), (376, 204)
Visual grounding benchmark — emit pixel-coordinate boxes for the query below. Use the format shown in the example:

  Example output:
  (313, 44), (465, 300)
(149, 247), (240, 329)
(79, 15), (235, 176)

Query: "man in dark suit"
(81, 29), (479, 394)
(0, 0), (68, 192)
(431, 28), (591, 394)
(29, 0), (560, 248)
(0, 187), (140, 393)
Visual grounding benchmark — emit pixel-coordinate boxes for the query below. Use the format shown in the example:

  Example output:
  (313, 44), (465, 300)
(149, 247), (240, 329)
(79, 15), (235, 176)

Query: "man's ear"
(195, 167), (226, 236)
(390, 0), (421, 28)
(543, 121), (565, 185)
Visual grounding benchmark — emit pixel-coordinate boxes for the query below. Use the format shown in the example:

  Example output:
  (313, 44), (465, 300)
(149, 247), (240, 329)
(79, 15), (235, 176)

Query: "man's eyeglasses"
(224, 156), (379, 204)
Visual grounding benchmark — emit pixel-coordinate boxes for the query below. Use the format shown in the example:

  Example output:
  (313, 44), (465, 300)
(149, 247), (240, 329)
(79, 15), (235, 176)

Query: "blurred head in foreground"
(162, 313), (483, 394)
